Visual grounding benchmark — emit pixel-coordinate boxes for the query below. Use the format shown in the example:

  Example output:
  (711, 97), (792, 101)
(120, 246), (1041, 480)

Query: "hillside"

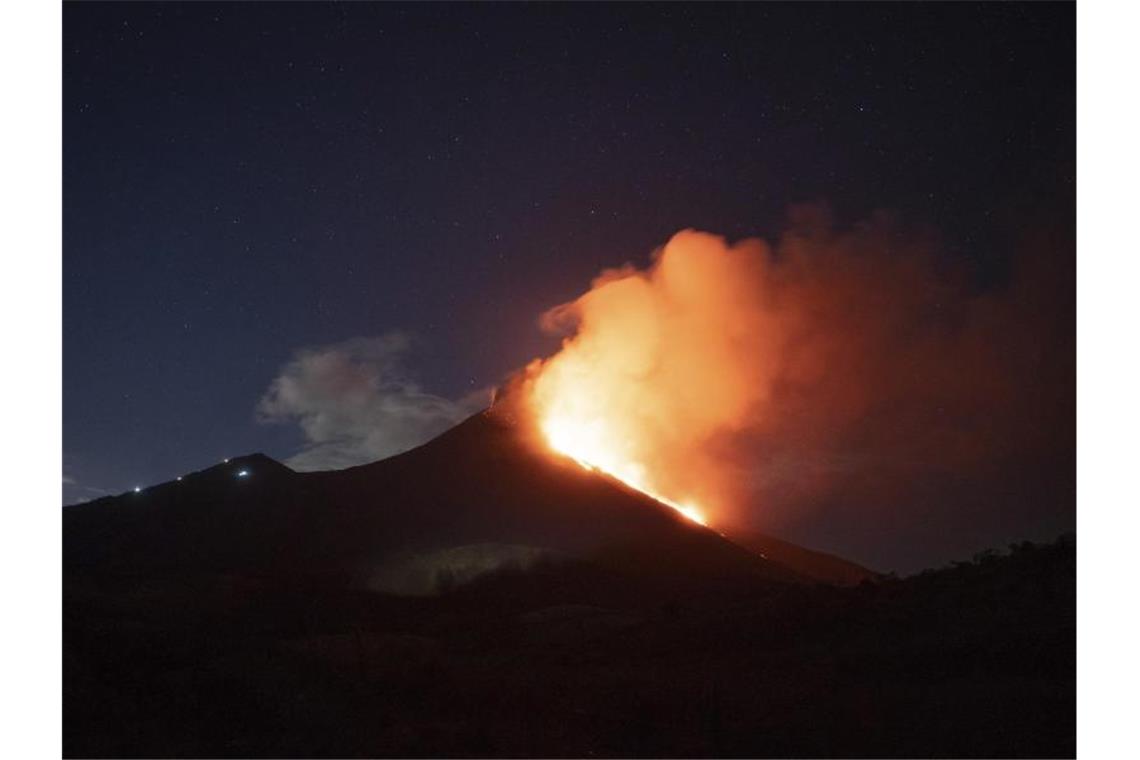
(65, 410), (799, 592)
(734, 532), (880, 586)
(64, 531), (1075, 757)
(63, 411), (1074, 756)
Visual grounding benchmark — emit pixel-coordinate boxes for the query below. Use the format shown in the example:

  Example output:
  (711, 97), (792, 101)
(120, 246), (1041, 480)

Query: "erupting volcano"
(516, 229), (782, 529)
(64, 211), (1076, 760)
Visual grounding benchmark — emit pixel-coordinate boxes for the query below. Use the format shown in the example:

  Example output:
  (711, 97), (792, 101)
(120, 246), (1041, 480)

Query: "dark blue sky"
(63, 2), (1072, 568)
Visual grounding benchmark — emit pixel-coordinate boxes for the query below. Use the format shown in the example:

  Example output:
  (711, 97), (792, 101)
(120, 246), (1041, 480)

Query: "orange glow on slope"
(516, 229), (775, 528)
(540, 410), (709, 525)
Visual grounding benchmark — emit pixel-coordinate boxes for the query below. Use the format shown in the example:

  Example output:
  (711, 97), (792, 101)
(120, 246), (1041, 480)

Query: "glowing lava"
(518, 229), (783, 531)
(536, 408), (709, 526)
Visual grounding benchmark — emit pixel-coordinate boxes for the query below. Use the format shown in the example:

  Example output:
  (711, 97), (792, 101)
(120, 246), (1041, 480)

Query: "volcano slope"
(64, 411), (1074, 758)
(65, 409), (796, 592)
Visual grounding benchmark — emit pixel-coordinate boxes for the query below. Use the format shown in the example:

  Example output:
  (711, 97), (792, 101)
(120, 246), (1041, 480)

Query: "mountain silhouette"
(63, 409), (1074, 758)
(65, 408), (825, 594)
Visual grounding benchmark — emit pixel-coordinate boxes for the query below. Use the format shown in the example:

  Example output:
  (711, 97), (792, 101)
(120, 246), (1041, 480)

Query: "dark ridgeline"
(64, 410), (1074, 757)
(64, 409), (802, 589)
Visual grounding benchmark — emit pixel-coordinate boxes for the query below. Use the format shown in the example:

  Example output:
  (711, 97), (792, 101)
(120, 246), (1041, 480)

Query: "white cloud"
(257, 333), (490, 471)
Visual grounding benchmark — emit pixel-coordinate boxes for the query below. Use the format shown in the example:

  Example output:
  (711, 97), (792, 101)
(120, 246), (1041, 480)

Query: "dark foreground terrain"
(64, 536), (1074, 758)
(64, 412), (1073, 757)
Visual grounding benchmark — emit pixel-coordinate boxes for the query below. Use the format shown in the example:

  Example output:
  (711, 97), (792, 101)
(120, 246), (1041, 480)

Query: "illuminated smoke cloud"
(521, 204), (1073, 542)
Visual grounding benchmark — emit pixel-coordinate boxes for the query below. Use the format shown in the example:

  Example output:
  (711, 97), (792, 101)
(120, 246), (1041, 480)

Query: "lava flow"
(540, 410), (709, 526)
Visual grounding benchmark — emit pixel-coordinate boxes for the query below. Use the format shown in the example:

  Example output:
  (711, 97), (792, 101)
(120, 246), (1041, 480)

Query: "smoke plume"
(520, 205), (1073, 548)
(259, 333), (489, 471)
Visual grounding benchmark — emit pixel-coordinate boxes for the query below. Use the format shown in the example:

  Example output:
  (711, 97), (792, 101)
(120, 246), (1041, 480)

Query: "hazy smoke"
(259, 333), (489, 471)
(521, 205), (1073, 546)
(62, 471), (108, 505)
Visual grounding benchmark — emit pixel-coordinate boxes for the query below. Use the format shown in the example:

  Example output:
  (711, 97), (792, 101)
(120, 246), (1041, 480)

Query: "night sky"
(63, 2), (1074, 570)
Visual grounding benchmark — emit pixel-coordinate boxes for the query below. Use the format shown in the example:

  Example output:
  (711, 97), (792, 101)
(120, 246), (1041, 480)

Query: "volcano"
(64, 405), (846, 595)
(63, 408), (1072, 758)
